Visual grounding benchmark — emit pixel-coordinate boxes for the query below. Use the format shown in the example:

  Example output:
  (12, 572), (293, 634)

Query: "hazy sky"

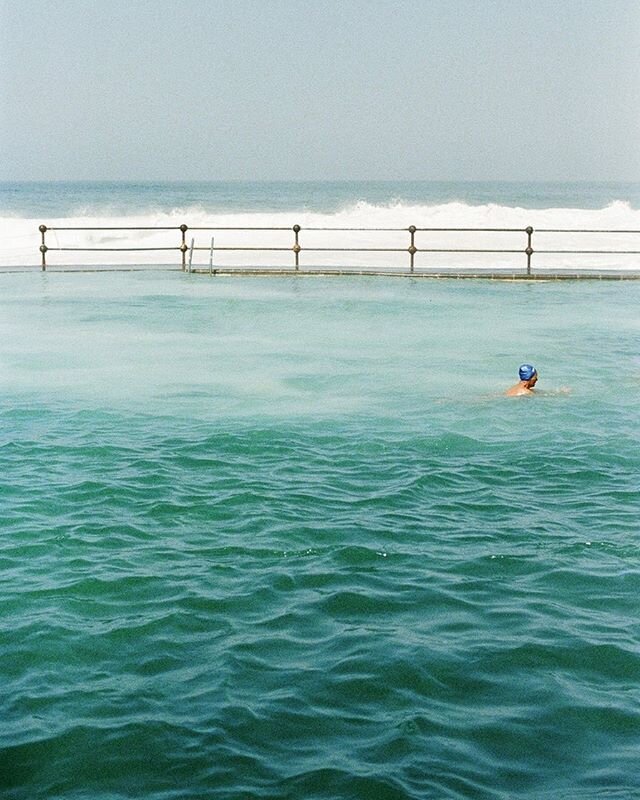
(1, 0), (639, 181)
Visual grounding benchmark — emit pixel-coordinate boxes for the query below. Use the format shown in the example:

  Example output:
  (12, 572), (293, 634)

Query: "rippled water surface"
(1, 274), (639, 799)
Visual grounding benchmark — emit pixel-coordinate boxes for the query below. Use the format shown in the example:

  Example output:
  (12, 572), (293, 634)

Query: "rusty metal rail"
(37, 223), (640, 275)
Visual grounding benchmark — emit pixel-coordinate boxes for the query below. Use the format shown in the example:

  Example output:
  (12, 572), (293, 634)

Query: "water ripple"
(2, 391), (639, 798)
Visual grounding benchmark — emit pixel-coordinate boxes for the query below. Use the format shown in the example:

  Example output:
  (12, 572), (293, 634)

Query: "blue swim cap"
(519, 364), (537, 381)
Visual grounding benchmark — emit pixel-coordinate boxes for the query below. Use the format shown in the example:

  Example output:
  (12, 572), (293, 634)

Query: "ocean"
(1, 182), (640, 799)
(2, 180), (640, 271)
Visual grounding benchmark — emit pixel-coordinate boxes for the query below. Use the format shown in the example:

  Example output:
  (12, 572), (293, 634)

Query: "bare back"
(506, 382), (535, 397)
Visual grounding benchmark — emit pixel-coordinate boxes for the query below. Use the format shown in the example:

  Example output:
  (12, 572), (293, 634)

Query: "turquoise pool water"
(1, 273), (639, 799)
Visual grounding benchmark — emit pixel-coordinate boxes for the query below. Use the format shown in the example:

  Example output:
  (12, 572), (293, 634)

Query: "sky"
(0, 0), (639, 182)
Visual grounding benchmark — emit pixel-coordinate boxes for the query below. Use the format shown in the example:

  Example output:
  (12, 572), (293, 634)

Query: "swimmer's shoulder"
(505, 385), (532, 397)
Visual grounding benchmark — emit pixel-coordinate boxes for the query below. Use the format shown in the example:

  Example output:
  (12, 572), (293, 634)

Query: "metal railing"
(37, 223), (640, 276)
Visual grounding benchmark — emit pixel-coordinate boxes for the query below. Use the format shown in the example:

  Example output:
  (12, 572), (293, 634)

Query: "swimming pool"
(1, 273), (639, 798)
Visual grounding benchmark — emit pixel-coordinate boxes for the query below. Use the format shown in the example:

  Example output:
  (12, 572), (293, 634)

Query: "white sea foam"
(2, 200), (640, 270)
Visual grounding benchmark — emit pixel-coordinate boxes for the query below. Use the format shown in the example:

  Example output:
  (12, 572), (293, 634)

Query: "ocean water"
(2, 180), (640, 271)
(1, 268), (639, 799)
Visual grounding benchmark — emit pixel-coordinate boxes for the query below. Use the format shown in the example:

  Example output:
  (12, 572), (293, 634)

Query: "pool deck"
(187, 267), (640, 280)
(3, 264), (640, 279)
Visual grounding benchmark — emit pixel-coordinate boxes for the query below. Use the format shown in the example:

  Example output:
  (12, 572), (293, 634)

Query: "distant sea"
(1, 180), (640, 270)
(1, 182), (640, 799)
(2, 179), (640, 217)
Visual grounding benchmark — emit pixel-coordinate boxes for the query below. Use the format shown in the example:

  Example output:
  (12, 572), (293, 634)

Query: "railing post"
(39, 225), (48, 271)
(180, 224), (188, 270)
(292, 225), (301, 270)
(408, 226), (417, 273)
(526, 226), (534, 275)
(209, 236), (215, 276)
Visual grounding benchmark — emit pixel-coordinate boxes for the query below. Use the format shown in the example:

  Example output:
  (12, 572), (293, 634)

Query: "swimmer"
(506, 364), (538, 396)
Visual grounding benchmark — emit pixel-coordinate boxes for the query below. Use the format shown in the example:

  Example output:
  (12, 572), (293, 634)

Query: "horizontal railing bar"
(536, 229), (640, 234)
(188, 247), (292, 251)
(198, 226), (531, 232)
(41, 225), (640, 233)
(191, 226), (409, 232)
(253, 226), (527, 232)
(303, 247), (526, 253)
(188, 226), (293, 231)
(44, 245), (640, 254)
(418, 248), (524, 253)
(45, 246), (534, 254)
(47, 247), (180, 252)
(46, 226), (181, 231)
(197, 247), (403, 252)
(534, 250), (640, 254)
(297, 227), (407, 232)
(188, 246), (526, 253)
(414, 227), (527, 233)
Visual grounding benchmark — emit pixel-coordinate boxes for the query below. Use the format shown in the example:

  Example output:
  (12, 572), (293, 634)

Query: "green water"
(1, 274), (639, 799)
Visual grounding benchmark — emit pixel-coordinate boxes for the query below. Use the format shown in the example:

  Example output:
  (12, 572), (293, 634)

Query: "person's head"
(518, 363), (538, 387)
